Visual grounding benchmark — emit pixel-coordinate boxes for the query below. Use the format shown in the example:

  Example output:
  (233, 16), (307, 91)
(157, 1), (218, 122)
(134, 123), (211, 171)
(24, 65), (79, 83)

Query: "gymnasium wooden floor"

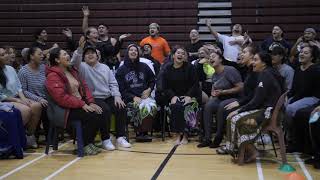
(0, 135), (319, 180)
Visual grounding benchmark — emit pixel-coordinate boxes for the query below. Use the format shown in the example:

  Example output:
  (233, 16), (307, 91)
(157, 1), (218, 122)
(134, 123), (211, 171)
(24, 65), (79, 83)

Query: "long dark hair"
(256, 51), (273, 67)
(33, 28), (46, 40)
(123, 44), (140, 70)
(48, 47), (62, 66)
(27, 46), (40, 63)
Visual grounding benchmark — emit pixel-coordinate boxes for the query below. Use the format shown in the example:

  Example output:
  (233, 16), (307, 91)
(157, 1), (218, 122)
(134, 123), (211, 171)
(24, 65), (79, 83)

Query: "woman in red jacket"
(45, 47), (102, 156)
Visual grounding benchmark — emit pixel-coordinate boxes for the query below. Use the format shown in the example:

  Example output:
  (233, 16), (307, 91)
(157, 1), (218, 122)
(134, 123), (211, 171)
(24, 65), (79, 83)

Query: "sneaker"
(102, 138), (115, 151)
(26, 135), (38, 149)
(117, 137), (131, 148)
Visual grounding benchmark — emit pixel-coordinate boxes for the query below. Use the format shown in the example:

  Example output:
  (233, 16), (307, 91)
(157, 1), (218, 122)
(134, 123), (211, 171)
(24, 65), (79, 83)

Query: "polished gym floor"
(0, 134), (319, 180)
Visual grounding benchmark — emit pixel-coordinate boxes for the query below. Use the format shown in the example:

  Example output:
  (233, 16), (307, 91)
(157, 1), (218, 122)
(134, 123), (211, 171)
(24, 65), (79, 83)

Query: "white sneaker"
(102, 138), (115, 151)
(117, 137), (131, 148)
(26, 135), (38, 149)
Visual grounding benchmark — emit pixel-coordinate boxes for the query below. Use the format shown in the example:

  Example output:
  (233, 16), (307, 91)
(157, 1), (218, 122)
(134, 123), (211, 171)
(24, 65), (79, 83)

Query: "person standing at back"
(206, 19), (244, 64)
(185, 29), (204, 63)
(140, 23), (171, 64)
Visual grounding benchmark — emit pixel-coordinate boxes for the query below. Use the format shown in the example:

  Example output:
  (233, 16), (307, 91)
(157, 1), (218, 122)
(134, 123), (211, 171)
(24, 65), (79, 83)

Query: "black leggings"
(68, 109), (100, 146)
(94, 97), (127, 140)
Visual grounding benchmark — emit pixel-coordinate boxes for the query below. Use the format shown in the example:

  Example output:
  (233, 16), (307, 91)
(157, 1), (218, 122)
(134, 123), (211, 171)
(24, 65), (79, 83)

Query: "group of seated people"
(0, 7), (319, 170)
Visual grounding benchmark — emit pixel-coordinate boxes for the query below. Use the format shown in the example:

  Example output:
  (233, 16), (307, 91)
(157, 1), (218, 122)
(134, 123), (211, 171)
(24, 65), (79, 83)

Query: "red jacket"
(45, 66), (94, 124)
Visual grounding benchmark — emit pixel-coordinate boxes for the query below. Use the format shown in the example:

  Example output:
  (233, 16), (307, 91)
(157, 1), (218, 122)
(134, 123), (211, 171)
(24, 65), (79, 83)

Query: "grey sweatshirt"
(71, 48), (121, 99)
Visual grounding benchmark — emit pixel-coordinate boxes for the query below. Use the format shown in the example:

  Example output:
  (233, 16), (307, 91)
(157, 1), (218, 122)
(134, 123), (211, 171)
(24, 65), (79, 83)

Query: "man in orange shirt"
(140, 23), (171, 64)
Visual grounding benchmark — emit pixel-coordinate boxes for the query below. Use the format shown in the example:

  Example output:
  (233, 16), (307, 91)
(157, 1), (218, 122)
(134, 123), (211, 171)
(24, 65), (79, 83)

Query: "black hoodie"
(239, 67), (285, 113)
(116, 55), (155, 103)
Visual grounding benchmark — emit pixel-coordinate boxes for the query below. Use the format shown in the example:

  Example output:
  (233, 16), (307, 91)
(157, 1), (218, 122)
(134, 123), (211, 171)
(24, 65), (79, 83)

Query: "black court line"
(151, 145), (178, 180)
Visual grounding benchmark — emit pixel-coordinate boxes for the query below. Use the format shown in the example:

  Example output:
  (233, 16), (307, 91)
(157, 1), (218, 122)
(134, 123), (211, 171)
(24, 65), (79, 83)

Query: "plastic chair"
(237, 91), (289, 165)
(45, 120), (84, 157)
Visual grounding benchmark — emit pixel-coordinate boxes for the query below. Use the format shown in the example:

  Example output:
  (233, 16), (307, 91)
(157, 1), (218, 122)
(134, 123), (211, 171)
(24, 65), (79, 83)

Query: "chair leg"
(45, 126), (53, 154)
(260, 135), (265, 149)
(74, 121), (84, 157)
(125, 122), (130, 143)
(52, 128), (58, 150)
(161, 108), (165, 141)
(274, 128), (287, 164)
(269, 132), (277, 157)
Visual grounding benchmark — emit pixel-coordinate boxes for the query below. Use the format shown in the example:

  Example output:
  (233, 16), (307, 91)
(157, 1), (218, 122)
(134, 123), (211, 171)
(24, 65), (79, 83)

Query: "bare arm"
(206, 19), (219, 39)
(222, 82), (243, 95)
(290, 36), (303, 61)
(82, 6), (90, 33)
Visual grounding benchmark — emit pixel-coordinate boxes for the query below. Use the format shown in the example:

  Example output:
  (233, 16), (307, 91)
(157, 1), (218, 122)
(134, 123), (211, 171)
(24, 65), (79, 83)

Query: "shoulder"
(225, 65), (238, 73)
(98, 63), (111, 71)
(18, 65), (28, 74)
(5, 65), (15, 72)
(141, 36), (150, 43)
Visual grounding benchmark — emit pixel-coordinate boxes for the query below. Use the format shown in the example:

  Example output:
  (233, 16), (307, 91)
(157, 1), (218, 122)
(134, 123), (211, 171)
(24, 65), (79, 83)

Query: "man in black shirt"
(185, 29), (204, 63)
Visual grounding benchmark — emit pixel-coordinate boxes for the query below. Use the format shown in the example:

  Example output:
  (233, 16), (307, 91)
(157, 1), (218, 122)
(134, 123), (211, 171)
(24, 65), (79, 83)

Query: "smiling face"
(198, 47), (209, 59)
(252, 54), (266, 72)
(239, 47), (254, 66)
(6, 48), (16, 65)
(304, 31), (316, 42)
(87, 27), (99, 43)
(143, 44), (152, 55)
(208, 52), (223, 68)
(56, 50), (71, 68)
(128, 46), (139, 60)
(0, 48), (9, 66)
(173, 48), (186, 65)
(299, 46), (313, 64)
(84, 49), (98, 65)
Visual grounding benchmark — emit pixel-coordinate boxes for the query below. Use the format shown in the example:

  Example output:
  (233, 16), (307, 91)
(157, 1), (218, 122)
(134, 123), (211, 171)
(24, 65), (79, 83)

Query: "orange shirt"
(140, 36), (170, 64)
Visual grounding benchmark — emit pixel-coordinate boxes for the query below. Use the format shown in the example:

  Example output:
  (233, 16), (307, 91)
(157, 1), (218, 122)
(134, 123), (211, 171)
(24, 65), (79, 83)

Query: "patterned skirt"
(225, 107), (273, 154)
(169, 98), (199, 133)
(127, 98), (157, 128)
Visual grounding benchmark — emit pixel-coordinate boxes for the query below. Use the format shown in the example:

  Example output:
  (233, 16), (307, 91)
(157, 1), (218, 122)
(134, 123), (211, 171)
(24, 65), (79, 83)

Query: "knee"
(30, 102), (42, 112)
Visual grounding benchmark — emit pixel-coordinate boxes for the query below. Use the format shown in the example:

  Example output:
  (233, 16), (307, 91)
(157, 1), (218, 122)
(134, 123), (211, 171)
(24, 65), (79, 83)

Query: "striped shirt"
(18, 64), (46, 102)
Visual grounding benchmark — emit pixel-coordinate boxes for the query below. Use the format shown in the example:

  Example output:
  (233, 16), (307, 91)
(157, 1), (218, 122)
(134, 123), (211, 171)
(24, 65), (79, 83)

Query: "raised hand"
(62, 28), (73, 38)
(82, 6), (90, 17)
(205, 19), (212, 27)
(119, 33), (132, 41)
(78, 36), (86, 49)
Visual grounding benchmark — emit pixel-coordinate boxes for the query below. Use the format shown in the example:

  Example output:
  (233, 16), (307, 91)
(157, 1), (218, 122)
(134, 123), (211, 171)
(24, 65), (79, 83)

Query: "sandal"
(84, 144), (99, 156)
(89, 144), (102, 153)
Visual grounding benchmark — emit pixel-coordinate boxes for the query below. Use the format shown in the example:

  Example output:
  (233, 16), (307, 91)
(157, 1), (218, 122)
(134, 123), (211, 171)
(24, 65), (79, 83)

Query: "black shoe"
(305, 157), (316, 165)
(136, 134), (152, 143)
(210, 136), (222, 148)
(197, 140), (212, 148)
